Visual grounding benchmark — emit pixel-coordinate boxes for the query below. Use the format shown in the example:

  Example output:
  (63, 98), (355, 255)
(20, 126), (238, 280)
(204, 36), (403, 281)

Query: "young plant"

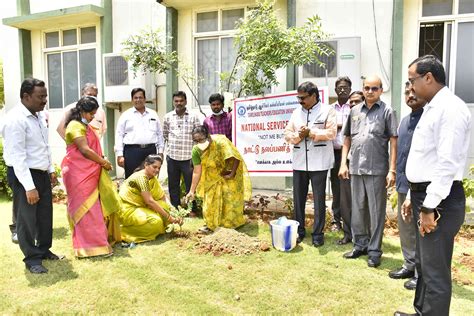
(166, 202), (192, 233)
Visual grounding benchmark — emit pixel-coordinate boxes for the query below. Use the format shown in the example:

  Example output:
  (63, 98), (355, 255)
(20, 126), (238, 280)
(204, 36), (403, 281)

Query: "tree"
(0, 59), (4, 108)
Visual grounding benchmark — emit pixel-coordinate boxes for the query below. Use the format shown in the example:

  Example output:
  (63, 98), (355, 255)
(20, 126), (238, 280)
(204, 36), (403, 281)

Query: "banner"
(233, 87), (329, 176)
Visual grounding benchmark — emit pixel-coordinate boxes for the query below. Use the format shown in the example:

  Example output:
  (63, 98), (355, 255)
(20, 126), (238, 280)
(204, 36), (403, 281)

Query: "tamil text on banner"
(233, 87), (329, 176)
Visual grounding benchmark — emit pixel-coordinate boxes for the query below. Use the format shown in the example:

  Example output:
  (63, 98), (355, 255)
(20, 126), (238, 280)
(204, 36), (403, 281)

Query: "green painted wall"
(17, 0), (32, 80)
(391, 0), (404, 118)
(166, 7), (178, 112)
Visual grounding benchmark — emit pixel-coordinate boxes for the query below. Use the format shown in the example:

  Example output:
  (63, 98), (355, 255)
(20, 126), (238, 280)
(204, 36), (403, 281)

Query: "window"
(195, 9), (245, 105)
(44, 27), (97, 109)
(419, 0), (474, 103)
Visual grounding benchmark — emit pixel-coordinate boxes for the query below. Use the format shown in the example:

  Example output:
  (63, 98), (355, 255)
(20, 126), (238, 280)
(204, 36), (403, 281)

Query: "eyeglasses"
(363, 86), (381, 92)
(296, 94), (312, 101)
(408, 74), (426, 85)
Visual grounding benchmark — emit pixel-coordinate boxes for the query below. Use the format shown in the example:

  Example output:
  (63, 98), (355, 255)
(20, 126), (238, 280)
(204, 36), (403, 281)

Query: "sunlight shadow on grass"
(453, 283), (474, 299)
(237, 221), (260, 237)
(52, 227), (69, 240)
(25, 259), (78, 287)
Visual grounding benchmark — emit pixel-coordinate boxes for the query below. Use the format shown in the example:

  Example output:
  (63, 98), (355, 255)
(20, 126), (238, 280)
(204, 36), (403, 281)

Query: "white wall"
(29, 0), (102, 14)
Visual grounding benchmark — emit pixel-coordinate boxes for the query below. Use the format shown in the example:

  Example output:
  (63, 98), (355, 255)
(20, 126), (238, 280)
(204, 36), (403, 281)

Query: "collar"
(410, 107), (424, 118)
(173, 109), (189, 116)
(425, 86), (448, 109)
(19, 102), (37, 117)
(302, 101), (321, 113)
(363, 100), (382, 110)
(211, 112), (228, 119)
(133, 107), (149, 114)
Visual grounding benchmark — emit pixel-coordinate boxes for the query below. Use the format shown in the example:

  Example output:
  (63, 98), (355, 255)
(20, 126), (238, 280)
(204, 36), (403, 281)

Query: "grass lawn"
(0, 198), (473, 314)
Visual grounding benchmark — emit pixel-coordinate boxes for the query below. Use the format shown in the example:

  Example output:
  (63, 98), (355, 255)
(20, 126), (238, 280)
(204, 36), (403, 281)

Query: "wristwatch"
(420, 206), (435, 214)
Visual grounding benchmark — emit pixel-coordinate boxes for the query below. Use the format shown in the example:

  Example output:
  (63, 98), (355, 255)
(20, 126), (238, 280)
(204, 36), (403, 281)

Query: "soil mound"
(196, 227), (270, 256)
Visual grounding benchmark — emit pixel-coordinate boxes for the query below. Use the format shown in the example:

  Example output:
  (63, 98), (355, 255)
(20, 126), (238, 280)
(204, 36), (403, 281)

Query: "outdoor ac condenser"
(298, 37), (361, 96)
(103, 53), (153, 103)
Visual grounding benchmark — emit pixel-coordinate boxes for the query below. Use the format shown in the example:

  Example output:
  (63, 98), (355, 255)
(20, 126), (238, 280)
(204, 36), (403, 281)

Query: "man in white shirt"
(1, 78), (63, 274)
(56, 83), (107, 139)
(115, 88), (164, 178)
(395, 55), (471, 316)
(284, 81), (337, 247)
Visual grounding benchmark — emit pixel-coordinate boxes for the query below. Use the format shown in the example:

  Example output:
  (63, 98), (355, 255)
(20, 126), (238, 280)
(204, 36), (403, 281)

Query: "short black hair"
(335, 76), (352, 88)
(349, 90), (365, 101)
(131, 88), (146, 99)
(208, 93), (224, 104)
(409, 55), (446, 85)
(173, 91), (187, 100)
(192, 125), (209, 138)
(65, 96), (100, 127)
(297, 81), (320, 103)
(20, 78), (45, 99)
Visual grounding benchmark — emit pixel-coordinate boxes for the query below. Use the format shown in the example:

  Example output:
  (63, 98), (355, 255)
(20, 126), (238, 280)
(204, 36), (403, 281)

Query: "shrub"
(0, 138), (13, 199)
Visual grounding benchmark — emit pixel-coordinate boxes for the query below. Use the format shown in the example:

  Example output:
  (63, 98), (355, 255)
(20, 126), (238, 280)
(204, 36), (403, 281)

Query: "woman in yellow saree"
(118, 155), (181, 243)
(61, 97), (121, 258)
(186, 126), (251, 232)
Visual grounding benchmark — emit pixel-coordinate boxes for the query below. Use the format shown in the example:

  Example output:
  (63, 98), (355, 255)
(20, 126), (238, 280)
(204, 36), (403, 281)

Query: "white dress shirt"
(114, 106), (164, 156)
(1, 103), (54, 191)
(406, 87), (471, 208)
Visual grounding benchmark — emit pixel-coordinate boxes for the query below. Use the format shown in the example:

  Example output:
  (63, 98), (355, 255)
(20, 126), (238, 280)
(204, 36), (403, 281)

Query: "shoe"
(11, 232), (18, 244)
(312, 240), (324, 247)
(296, 235), (305, 244)
(389, 267), (415, 279)
(28, 264), (48, 274)
(198, 226), (211, 234)
(404, 277), (417, 290)
(368, 256), (381, 268)
(343, 249), (367, 259)
(336, 237), (351, 245)
(394, 311), (416, 316)
(43, 252), (65, 260)
(330, 223), (341, 232)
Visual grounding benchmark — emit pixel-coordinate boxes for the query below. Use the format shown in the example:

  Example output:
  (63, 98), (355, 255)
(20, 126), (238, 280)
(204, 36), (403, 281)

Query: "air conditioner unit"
(103, 53), (153, 103)
(298, 37), (361, 97)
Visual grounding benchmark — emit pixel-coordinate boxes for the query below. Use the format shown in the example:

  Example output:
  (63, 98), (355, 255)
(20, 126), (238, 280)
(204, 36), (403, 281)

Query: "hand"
(26, 189), (39, 205)
(401, 199), (412, 223)
(221, 170), (235, 180)
(170, 216), (183, 225)
(102, 159), (113, 171)
(419, 212), (437, 237)
(185, 192), (195, 203)
(117, 156), (125, 168)
(298, 126), (310, 139)
(386, 171), (395, 188)
(49, 172), (58, 188)
(338, 164), (350, 180)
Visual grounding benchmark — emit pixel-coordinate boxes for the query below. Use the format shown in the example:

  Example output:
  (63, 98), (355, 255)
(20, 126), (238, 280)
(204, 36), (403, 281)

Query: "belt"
(408, 180), (462, 192)
(124, 143), (155, 149)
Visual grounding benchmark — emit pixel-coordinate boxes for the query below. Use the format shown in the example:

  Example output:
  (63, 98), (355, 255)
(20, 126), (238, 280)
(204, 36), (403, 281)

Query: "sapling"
(166, 202), (192, 233)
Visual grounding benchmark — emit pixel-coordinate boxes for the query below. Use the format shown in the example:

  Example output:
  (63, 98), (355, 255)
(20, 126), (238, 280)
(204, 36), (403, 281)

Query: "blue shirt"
(396, 108), (423, 194)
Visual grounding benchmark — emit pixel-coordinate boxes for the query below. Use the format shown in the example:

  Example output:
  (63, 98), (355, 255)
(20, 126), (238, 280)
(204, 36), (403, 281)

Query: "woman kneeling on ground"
(118, 155), (181, 243)
(185, 125), (251, 232)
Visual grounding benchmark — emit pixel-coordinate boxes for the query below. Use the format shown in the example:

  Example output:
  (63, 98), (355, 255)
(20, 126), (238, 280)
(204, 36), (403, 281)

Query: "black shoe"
(11, 232), (18, 244)
(336, 237), (351, 245)
(312, 240), (324, 247)
(296, 235), (305, 244)
(367, 256), (381, 268)
(43, 252), (65, 260)
(343, 249), (367, 259)
(28, 264), (48, 274)
(389, 267), (415, 279)
(404, 277), (417, 290)
(394, 311), (416, 316)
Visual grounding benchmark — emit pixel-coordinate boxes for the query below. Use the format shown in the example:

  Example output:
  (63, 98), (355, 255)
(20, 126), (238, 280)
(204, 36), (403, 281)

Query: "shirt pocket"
(148, 118), (158, 132)
(351, 116), (363, 136)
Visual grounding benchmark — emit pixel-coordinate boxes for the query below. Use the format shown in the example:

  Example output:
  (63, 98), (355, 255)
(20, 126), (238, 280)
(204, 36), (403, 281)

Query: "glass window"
(222, 9), (244, 30)
(79, 49), (97, 88)
(63, 29), (77, 46)
(197, 39), (219, 104)
(63, 51), (79, 105)
(47, 53), (63, 109)
(197, 11), (218, 32)
(455, 22), (474, 103)
(221, 37), (240, 93)
(422, 0), (453, 16)
(80, 27), (96, 44)
(418, 23), (445, 61)
(459, 0), (474, 14)
(45, 32), (59, 48)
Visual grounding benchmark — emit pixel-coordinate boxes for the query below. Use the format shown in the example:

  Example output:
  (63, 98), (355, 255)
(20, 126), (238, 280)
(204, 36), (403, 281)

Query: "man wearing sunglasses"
(339, 75), (398, 268)
(394, 55), (471, 316)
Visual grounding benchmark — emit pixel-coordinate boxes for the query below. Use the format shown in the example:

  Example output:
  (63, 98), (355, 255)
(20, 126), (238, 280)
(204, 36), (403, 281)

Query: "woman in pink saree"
(61, 97), (119, 258)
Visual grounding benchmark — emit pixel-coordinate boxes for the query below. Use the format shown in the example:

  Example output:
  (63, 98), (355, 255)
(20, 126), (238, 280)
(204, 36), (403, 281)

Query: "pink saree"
(62, 121), (113, 257)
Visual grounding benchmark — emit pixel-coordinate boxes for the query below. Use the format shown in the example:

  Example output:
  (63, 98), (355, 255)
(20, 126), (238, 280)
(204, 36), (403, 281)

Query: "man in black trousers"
(1, 78), (63, 274)
(395, 55), (471, 315)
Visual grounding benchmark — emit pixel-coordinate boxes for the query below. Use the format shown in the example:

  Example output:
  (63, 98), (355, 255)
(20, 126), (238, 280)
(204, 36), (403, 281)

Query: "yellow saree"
(118, 170), (171, 243)
(196, 135), (251, 230)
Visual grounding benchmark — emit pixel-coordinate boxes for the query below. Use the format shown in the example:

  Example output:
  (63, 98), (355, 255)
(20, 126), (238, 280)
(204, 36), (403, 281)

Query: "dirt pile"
(196, 227), (270, 256)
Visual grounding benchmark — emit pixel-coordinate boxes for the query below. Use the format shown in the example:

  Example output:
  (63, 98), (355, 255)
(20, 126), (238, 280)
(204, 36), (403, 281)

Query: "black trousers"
(293, 170), (327, 243)
(6, 167), (19, 234)
(411, 182), (465, 316)
(329, 149), (342, 224)
(123, 145), (157, 179)
(10, 168), (53, 267)
(340, 176), (352, 240)
(167, 157), (193, 208)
